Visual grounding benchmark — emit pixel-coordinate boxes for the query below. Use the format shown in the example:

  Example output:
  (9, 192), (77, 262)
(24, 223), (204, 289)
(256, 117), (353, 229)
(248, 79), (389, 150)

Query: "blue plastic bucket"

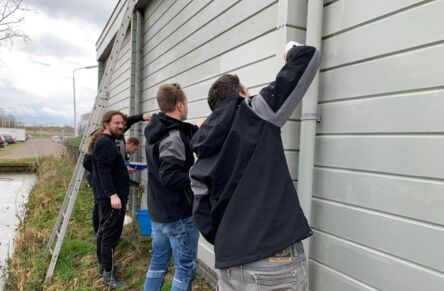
(135, 209), (152, 236)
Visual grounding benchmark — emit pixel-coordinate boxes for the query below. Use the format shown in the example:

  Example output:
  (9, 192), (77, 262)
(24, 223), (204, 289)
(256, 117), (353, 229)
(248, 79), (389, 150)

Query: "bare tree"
(0, 0), (27, 45)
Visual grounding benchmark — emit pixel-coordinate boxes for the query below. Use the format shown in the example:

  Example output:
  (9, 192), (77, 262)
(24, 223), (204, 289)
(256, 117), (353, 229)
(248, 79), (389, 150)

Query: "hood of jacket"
(191, 96), (244, 158)
(145, 112), (195, 145)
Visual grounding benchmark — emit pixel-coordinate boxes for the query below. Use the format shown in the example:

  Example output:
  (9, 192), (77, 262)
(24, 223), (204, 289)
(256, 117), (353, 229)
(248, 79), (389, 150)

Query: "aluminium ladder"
(45, 0), (137, 281)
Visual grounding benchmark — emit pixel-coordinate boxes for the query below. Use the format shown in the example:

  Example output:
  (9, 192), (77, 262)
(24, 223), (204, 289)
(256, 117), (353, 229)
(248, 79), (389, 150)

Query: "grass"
(0, 142), (21, 156)
(0, 157), (36, 164)
(67, 136), (83, 148)
(6, 156), (213, 290)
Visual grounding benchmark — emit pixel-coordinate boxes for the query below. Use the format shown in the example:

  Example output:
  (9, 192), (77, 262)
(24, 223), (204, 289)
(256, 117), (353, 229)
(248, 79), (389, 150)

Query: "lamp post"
(73, 65), (98, 136)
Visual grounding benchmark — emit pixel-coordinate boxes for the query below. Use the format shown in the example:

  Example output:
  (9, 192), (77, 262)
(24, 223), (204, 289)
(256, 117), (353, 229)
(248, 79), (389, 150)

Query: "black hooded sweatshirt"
(144, 113), (197, 223)
(190, 45), (321, 269)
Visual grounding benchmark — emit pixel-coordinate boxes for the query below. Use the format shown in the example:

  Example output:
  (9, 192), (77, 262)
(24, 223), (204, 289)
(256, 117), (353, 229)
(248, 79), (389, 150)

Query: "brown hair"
(87, 110), (126, 153)
(156, 83), (186, 113)
(208, 74), (243, 111)
(127, 137), (139, 146)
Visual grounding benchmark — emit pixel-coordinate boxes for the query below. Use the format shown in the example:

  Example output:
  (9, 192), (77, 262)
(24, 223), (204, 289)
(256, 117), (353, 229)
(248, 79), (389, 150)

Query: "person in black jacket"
(143, 84), (199, 291)
(83, 114), (150, 235)
(189, 43), (320, 290)
(90, 110), (130, 289)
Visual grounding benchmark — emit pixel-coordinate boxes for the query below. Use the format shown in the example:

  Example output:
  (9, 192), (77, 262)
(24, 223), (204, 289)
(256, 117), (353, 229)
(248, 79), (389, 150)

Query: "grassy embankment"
(7, 156), (211, 290)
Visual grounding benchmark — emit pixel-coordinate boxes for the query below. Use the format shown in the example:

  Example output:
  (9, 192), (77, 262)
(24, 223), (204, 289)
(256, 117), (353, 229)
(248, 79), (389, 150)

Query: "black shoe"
(102, 270), (127, 289)
(99, 264), (119, 276)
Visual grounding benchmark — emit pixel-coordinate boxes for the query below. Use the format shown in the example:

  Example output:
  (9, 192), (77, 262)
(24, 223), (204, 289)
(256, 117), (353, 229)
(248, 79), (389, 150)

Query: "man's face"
(105, 115), (125, 138)
(126, 143), (139, 155)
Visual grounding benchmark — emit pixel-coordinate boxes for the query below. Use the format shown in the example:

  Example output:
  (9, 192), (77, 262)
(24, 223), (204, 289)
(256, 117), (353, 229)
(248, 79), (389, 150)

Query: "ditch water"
(0, 173), (36, 289)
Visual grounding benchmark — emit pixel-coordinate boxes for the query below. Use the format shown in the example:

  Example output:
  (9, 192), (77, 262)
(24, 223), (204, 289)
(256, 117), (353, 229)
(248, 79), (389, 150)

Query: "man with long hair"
(90, 110), (130, 288)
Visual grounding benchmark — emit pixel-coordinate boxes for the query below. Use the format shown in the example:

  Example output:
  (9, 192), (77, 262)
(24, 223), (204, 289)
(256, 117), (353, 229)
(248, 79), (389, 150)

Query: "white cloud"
(0, 0), (118, 126)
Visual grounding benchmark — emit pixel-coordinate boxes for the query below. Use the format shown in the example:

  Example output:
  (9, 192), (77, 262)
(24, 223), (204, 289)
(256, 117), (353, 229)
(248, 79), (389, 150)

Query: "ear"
(177, 101), (185, 112)
(239, 91), (248, 98)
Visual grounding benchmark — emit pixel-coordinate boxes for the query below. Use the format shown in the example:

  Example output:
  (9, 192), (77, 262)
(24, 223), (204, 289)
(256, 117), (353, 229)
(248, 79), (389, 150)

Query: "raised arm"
(248, 44), (320, 127)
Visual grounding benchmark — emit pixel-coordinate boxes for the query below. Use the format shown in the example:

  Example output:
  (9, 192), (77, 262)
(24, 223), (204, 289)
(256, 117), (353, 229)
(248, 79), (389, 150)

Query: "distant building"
(78, 113), (91, 136)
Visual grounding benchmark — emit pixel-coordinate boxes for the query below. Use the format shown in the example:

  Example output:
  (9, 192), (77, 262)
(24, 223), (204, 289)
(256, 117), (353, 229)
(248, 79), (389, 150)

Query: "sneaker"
(102, 270), (127, 289)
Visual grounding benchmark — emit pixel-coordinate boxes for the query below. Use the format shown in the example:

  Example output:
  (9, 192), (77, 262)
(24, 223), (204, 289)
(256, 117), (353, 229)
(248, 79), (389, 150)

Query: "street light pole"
(73, 65), (98, 136)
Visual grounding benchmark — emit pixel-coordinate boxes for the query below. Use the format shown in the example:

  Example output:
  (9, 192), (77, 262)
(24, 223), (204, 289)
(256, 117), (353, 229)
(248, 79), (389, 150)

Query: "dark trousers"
(92, 202), (99, 234)
(96, 200), (126, 272)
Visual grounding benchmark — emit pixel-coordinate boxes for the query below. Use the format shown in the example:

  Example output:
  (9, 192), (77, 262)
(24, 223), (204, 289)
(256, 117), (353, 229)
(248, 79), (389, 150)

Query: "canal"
(0, 173), (36, 289)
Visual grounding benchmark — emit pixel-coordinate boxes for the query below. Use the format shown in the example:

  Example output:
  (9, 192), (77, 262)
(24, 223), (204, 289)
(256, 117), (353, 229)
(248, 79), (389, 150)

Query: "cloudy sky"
(0, 0), (119, 126)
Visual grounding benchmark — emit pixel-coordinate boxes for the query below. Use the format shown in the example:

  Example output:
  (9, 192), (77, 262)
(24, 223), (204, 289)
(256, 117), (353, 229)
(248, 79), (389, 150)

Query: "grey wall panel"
(282, 121), (301, 150)
(108, 69), (131, 93)
(144, 0), (193, 41)
(143, 2), (278, 90)
(285, 151), (299, 181)
(319, 44), (444, 102)
(106, 98), (130, 113)
(312, 1), (444, 289)
(143, 0), (212, 51)
(309, 260), (376, 291)
(310, 231), (444, 291)
(105, 27), (132, 113)
(143, 0), (246, 67)
(317, 89), (444, 134)
(313, 167), (444, 226)
(321, 0), (444, 70)
(322, 0), (426, 37)
(141, 32), (282, 104)
(315, 136), (444, 180)
(144, 0), (175, 31)
(283, 0), (307, 29)
(197, 236), (215, 271)
(312, 198), (444, 272)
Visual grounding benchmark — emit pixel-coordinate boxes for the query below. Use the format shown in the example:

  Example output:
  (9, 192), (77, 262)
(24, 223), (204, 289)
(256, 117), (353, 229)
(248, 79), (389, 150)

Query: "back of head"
(156, 83), (186, 113)
(208, 74), (242, 111)
(126, 137), (139, 146)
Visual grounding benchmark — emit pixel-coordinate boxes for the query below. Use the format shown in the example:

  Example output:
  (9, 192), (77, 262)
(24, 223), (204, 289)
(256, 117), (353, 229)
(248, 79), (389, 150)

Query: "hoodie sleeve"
(94, 140), (117, 197)
(158, 129), (191, 189)
(248, 45), (320, 127)
(190, 159), (216, 244)
(125, 113), (144, 133)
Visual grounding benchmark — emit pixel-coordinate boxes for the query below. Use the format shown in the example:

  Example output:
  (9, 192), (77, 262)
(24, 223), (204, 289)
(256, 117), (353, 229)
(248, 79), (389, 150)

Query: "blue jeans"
(144, 216), (199, 291)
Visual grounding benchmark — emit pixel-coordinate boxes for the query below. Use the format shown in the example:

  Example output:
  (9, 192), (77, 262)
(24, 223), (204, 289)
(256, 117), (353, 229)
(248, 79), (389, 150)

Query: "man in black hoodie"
(190, 43), (320, 290)
(91, 110), (130, 288)
(143, 84), (199, 291)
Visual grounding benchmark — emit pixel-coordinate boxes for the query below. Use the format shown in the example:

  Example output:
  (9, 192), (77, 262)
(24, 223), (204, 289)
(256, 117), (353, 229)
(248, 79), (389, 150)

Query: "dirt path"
(0, 139), (63, 160)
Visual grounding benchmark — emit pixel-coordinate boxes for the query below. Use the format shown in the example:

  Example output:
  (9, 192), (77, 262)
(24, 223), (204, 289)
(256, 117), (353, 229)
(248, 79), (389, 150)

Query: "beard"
(109, 127), (124, 139)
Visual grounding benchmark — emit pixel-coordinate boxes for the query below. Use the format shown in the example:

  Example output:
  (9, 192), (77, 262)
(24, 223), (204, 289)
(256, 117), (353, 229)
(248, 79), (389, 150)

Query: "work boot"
(99, 264), (119, 276)
(102, 270), (127, 289)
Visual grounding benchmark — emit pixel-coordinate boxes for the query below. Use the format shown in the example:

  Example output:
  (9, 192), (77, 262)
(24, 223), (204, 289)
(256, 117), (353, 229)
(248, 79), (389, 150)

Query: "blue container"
(135, 209), (152, 236)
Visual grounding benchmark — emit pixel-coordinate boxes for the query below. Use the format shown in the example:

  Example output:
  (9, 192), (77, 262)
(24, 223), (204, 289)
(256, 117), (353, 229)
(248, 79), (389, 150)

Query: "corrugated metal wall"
(96, 0), (444, 290)
(138, 0), (307, 270)
(102, 28), (132, 115)
(309, 0), (444, 290)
